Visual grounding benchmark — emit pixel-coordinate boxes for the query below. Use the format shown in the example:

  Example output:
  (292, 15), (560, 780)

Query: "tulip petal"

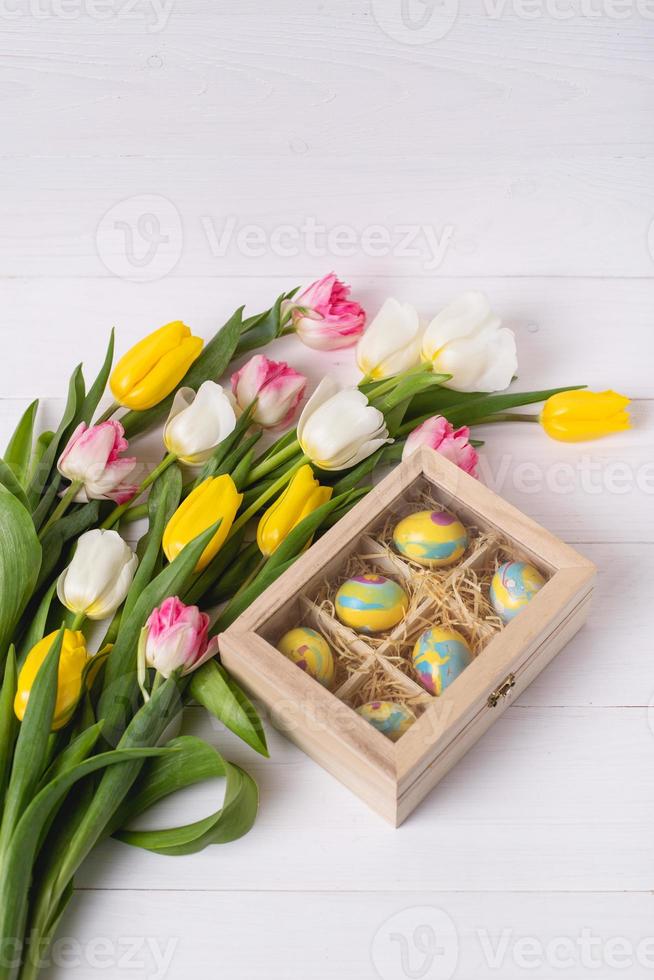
(356, 298), (422, 380)
(164, 381), (237, 465)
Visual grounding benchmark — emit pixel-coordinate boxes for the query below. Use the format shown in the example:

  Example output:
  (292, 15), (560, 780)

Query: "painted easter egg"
(392, 509), (468, 567)
(335, 574), (408, 634)
(489, 561), (545, 623)
(277, 627), (336, 688)
(412, 627), (473, 696)
(356, 701), (414, 741)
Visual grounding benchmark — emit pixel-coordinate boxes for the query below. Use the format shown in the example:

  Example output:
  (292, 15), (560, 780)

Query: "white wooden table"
(1, 3), (653, 977)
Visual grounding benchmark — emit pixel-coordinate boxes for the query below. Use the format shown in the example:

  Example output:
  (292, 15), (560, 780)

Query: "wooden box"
(220, 447), (596, 826)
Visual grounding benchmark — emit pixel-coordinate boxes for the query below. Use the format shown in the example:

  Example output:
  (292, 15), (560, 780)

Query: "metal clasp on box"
(487, 673), (516, 708)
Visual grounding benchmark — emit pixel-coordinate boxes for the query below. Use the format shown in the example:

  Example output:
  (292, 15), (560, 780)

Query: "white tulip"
(163, 380), (237, 465)
(57, 529), (138, 621)
(421, 291), (517, 392)
(297, 377), (391, 471)
(356, 298), (422, 380)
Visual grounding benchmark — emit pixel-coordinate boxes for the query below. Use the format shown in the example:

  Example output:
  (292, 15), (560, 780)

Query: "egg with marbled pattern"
(356, 701), (414, 741)
(277, 627), (335, 688)
(392, 509), (468, 567)
(412, 627), (473, 696)
(490, 561), (545, 623)
(335, 574), (408, 634)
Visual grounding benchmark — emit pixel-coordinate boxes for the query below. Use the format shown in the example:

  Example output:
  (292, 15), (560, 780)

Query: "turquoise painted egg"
(356, 701), (414, 741)
(335, 573), (408, 634)
(277, 627), (335, 688)
(412, 627), (473, 696)
(490, 561), (545, 623)
(392, 509), (468, 567)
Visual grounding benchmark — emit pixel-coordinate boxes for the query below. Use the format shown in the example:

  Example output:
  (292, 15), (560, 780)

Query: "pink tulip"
(57, 420), (138, 504)
(143, 596), (219, 678)
(231, 354), (307, 429)
(290, 273), (366, 351)
(403, 416), (479, 477)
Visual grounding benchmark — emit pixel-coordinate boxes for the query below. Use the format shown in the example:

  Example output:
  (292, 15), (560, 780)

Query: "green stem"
(100, 453), (177, 529)
(38, 481), (82, 539)
(245, 439), (301, 485)
(71, 613), (86, 631)
(473, 413), (540, 425)
(230, 456), (308, 537)
(95, 401), (120, 424)
(120, 503), (149, 524)
(365, 363), (432, 401)
(233, 557), (266, 599)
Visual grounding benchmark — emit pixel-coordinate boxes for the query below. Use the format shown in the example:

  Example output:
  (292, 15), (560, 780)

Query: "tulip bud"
(163, 474), (242, 572)
(163, 381), (237, 465)
(110, 321), (204, 411)
(57, 528), (138, 620)
(15, 629), (88, 730)
(288, 273), (366, 351)
(403, 416), (479, 477)
(257, 464), (333, 557)
(297, 377), (391, 471)
(356, 298), (422, 380)
(540, 390), (631, 442)
(231, 355), (307, 429)
(422, 291), (517, 392)
(140, 597), (219, 679)
(57, 420), (137, 504)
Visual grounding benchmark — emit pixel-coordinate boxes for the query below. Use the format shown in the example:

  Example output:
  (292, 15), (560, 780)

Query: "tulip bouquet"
(0, 275), (630, 979)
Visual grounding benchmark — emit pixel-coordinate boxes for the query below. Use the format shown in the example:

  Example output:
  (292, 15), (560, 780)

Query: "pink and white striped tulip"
(231, 355), (307, 429)
(141, 596), (219, 679)
(289, 273), (366, 351)
(57, 420), (138, 504)
(403, 416), (479, 477)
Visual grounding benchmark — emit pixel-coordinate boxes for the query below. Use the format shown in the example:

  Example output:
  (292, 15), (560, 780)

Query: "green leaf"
(38, 721), (104, 791)
(189, 662), (268, 756)
(80, 329), (115, 424)
(234, 287), (298, 356)
(17, 580), (57, 667)
(3, 399), (38, 487)
(406, 384), (586, 429)
(36, 500), (100, 591)
(0, 627), (64, 855)
(98, 521), (222, 743)
(27, 363), (84, 513)
(0, 647), (17, 808)
(121, 307), (245, 438)
(113, 735), (258, 854)
(191, 403), (257, 488)
(0, 459), (30, 511)
(0, 743), (172, 970)
(0, 486), (41, 661)
(197, 539), (260, 607)
(124, 465), (181, 620)
(182, 529), (248, 606)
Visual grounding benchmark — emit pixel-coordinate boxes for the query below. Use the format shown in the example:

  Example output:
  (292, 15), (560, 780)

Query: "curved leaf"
(0, 459), (30, 511)
(80, 329), (114, 424)
(189, 661), (268, 757)
(114, 735), (258, 854)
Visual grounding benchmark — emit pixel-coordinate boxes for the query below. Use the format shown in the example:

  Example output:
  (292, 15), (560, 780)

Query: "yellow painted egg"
(277, 627), (335, 688)
(356, 701), (414, 741)
(412, 627), (473, 696)
(335, 574), (408, 634)
(392, 509), (468, 567)
(489, 561), (546, 623)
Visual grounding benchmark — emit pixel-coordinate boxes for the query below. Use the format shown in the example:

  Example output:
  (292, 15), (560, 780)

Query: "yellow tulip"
(257, 464), (333, 557)
(110, 321), (204, 411)
(163, 475), (243, 572)
(15, 629), (88, 731)
(540, 390), (631, 442)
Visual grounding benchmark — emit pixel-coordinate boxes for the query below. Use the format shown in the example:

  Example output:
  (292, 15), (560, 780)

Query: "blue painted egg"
(392, 509), (468, 567)
(412, 627), (473, 696)
(335, 574), (408, 634)
(356, 701), (414, 741)
(489, 561), (545, 623)
(277, 627), (335, 688)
